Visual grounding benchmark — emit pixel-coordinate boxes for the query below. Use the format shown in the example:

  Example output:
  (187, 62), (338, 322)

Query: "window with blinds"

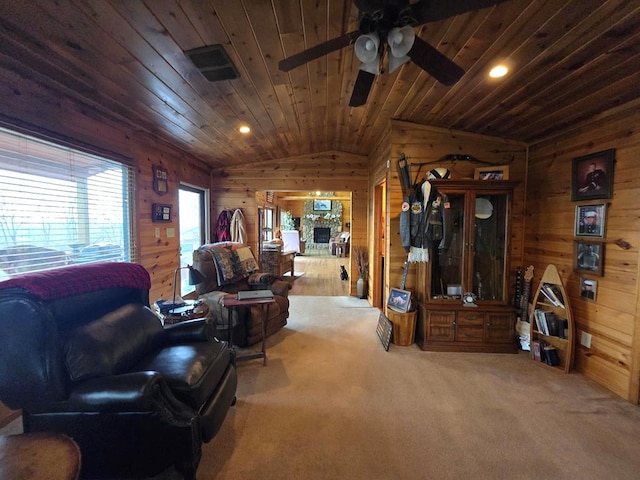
(0, 127), (135, 280)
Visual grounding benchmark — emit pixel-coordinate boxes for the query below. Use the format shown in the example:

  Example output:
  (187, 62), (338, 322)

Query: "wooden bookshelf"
(529, 264), (574, 373)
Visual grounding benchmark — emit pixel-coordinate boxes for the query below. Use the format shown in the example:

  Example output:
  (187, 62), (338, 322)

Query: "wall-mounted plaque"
(152, 203), (172, 222)
(152, 165), (168, 195)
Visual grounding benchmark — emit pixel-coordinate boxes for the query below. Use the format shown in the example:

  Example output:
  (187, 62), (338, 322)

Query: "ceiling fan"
(278, 0), (510, 107)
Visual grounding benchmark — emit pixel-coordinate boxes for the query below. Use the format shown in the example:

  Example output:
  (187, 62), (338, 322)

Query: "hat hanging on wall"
(427, 167), (451, 180)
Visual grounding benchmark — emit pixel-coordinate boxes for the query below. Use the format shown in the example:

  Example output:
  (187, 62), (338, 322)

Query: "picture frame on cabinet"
(571, 148), (615, 201)
(474, 165), (509, 180)
(575, 203), (606, 238)
(387, 287), (411, 313)
(574, 240), (604, 277)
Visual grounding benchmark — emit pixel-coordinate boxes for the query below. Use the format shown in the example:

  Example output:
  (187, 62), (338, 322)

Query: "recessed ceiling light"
(489, 65), (508, 78)
(239, 125), (251, 134)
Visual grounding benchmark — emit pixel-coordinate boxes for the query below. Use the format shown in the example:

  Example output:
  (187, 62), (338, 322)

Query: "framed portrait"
(387, 287), (412, 313)
(575, 203), (606, 238)
(474, 165), (509, 180)
(313, 199), (332, 211)
(571, 148), (615, 201)
(579, 277), (597, 302)
(574, 240), (604, 276)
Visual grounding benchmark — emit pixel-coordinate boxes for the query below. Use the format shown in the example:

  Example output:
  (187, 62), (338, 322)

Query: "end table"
(221, 294), (274, 366)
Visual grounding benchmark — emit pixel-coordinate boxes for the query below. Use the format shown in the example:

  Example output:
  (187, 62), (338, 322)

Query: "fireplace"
(314, 227), (331, 244)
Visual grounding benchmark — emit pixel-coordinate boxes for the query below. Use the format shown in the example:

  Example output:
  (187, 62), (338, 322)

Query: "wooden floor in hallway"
(284, 249), (351, 296)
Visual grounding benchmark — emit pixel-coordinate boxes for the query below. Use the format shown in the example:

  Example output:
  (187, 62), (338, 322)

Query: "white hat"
(427, 167), (451, 180)
(585, 211), (597, 218)
(584, 280), (595, 286)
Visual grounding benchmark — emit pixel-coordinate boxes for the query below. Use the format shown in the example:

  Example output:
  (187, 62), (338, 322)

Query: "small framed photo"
(580, 277), (597, 301)
(387, 287), (412, 313)
(571, 148), (615, 201)
(574, 240), (604, 276)
(575, 203), (606, 238)
(474, 165), (509, 180)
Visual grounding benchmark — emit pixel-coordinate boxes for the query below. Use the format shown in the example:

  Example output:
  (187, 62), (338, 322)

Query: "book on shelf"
(534, 309), (550, 335)
(545, 311), (560, 337)
(532, 339), (543, 362)
(540, 283), (565, 308)
(543, 345), (561, 366)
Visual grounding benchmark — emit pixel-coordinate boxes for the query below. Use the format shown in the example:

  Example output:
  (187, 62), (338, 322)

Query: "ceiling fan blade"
(279, 31), (360, 72)
(410, 0), (512, 25)
(349, 69), (376, 107)
(408, 37), (464, 86)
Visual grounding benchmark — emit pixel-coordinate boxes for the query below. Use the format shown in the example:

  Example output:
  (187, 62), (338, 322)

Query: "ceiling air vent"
(185, 44), (239, 82)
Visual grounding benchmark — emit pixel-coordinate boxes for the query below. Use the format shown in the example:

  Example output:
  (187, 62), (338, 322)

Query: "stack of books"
(533, 308), (566, 338)
(540, 283), (565, 308)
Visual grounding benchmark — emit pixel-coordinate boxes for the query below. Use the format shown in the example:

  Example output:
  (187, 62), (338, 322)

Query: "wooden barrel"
(387, 309), (417, 346)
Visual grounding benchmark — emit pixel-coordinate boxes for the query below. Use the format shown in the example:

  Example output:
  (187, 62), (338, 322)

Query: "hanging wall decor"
(152, 165), (168, 195)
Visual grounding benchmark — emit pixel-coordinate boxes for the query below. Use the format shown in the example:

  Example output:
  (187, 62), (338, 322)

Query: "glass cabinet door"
(472, 194), (508, 301)
(429, 189), (510, 303)
(431, 193), (464, 299)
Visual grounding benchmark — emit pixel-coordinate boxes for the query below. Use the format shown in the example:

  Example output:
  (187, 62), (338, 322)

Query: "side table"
(0, 432), (81, 480)
(221, 294), (274, 366)
(159, 300), (210, 325)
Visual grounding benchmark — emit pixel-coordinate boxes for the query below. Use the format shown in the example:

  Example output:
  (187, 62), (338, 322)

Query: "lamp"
(170, 264), (205, 314)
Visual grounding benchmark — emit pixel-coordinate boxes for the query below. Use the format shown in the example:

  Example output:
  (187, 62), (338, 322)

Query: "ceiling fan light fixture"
(388, 53), (410, 73)
(388, 26), (415, 58)
(238, 125), (251, 134)
(354, 33), (380, 64)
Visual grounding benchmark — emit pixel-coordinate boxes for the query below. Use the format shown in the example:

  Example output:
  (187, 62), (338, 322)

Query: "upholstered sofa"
(0, 263), (237, 480)
(193, 242), (290, 347)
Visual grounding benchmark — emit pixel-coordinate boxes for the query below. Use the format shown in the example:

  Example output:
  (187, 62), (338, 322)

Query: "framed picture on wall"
(574, 240), (604, 276)
(313, 200), (331, 211)
(580, 277), (597, 301)
(474, 165), (509, 180)
(571, 148), (615, 201)
(575, 204), (606, 238)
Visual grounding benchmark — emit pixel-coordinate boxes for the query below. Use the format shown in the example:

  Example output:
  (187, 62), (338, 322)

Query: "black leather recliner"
(0, 262), (237, 479)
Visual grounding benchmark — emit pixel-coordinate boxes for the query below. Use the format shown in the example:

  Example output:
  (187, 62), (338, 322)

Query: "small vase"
(357, 277), (366, 299)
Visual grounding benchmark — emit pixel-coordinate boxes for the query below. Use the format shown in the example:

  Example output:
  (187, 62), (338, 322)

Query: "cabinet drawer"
(457, 311), (483, 326)
(456, 326), (483, 342)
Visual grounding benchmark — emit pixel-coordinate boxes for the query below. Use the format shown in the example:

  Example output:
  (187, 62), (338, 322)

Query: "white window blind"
(0, 127), (135, 280)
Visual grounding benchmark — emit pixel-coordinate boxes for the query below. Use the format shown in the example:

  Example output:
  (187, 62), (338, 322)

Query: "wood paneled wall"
(526, 98), (640, 402)
(210, 151), (369, 295)
(369, 121), (528, 305)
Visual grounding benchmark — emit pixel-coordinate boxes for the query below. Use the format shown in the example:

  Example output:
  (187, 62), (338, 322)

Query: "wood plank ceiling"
(0, 0), (638, 169)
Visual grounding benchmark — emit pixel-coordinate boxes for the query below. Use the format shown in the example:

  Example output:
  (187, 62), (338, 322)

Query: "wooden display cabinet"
(414, 180), (518, 353)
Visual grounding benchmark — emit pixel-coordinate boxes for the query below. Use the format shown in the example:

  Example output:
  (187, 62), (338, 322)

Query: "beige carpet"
(197, 296), (640, 480)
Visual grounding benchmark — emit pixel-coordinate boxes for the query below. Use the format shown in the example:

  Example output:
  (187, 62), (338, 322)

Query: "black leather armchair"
(0, 263), (237, 479)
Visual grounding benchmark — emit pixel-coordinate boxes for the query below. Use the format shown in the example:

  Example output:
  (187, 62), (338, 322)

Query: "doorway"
(374, 180), (386, 308)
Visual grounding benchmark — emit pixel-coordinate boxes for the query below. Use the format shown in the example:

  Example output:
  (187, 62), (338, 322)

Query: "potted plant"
(354, 245), (369, 299)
